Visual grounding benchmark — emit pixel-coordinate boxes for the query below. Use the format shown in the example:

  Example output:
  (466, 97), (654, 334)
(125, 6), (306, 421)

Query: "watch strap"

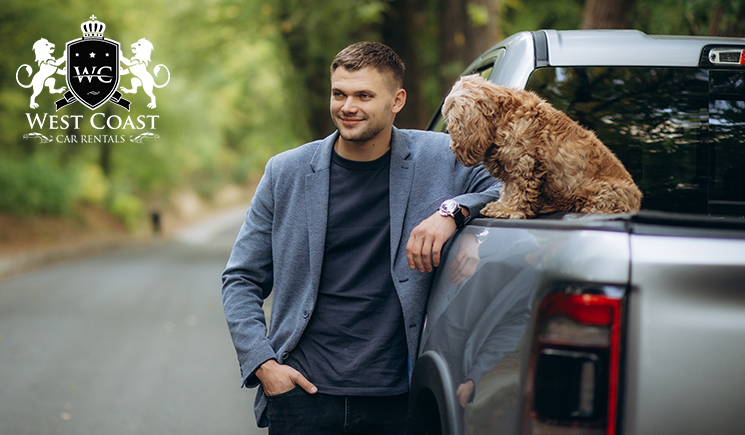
(451, 207), (467, 228)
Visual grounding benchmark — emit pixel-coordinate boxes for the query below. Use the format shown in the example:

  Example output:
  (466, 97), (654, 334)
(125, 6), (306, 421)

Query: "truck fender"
(408, 350), (461, 435)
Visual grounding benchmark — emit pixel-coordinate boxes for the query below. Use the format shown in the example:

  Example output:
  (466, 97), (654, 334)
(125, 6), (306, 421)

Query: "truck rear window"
(526, 67), (745, 218)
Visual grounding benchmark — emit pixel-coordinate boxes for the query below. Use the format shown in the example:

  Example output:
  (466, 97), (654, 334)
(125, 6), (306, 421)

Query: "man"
(222, 41), (501, 434)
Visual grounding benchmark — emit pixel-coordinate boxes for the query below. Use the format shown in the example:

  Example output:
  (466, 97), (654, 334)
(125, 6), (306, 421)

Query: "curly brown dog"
(443, 74), (642, 219)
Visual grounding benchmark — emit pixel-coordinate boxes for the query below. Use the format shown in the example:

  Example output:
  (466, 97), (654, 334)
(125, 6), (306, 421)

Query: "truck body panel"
(626, 233), (745, 435)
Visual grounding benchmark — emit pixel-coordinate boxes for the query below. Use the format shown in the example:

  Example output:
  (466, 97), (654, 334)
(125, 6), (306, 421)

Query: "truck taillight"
(524, 289), (623, 435)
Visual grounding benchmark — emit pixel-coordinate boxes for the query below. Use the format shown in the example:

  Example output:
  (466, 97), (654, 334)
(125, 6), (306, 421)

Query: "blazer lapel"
(305, 133), (335, 291)
(389, 128), (414, 262)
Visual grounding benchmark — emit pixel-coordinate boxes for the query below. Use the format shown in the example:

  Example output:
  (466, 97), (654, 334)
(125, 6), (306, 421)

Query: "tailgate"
(625, 226), (745, 435)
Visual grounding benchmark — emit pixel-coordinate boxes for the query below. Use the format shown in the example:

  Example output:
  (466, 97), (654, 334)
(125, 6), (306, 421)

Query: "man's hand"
(255, 359), (317, 396)
(407, 210), (465, 273)
(457, 380), (475, 407)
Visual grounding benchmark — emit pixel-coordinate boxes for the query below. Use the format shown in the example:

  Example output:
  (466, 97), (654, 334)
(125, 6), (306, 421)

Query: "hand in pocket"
(256, 359), (317, 396)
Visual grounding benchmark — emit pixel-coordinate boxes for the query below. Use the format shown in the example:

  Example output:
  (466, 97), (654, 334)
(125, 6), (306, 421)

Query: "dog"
(443, 74), (642, 219)
(120, 38), (170, 109)
(16, 38), (67, 109)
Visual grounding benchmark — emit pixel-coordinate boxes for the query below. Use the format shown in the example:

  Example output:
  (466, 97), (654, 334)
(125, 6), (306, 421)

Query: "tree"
(439, 0), (501, 95)
(383, 0), (430, 129)
(681, 0), (745, 36)
(581, 0), (637, 29)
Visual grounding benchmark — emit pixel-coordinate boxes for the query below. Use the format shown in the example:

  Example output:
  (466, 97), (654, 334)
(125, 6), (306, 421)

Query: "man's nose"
(341, 96), (357, 113)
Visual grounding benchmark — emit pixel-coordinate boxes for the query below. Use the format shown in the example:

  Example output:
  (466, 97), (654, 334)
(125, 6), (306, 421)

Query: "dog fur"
(443, 74), (642, 219)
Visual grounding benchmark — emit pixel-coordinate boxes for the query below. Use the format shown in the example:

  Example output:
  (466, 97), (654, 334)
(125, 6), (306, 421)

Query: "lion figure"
(120, 38), (170, 109)
(16, 38), (67, 109)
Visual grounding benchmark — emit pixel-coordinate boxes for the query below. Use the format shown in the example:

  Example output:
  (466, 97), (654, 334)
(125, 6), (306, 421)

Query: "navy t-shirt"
(285, 148), (409, 395)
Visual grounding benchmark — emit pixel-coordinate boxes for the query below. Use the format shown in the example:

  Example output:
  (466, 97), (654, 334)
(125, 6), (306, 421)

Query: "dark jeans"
(265, 387), (409, 435)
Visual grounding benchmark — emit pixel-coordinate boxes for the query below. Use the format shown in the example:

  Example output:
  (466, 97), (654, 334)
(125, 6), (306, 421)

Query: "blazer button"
(281, 352), (289, 361)
(302, 310), (309, 318)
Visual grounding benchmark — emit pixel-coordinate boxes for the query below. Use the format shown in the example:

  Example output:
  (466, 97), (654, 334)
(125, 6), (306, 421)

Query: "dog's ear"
(484, 84), (521, 114)
(443, 82), (498, 167)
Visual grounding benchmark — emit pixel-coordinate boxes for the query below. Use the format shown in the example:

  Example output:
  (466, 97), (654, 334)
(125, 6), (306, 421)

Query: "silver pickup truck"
(408, 30), (745, 435)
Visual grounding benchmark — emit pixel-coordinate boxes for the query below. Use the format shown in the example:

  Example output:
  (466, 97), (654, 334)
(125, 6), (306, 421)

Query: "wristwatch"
(438, 199), (469, 228)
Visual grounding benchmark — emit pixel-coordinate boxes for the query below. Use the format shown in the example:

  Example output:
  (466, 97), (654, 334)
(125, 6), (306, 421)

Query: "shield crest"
(66, 38), (120, 110)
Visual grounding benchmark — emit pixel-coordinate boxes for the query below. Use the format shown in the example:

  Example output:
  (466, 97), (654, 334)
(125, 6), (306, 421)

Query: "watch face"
(440, 199), (459, 214)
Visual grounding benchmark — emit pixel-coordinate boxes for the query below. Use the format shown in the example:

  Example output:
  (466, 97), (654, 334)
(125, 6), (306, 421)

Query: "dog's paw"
(480, 202), (527, 219)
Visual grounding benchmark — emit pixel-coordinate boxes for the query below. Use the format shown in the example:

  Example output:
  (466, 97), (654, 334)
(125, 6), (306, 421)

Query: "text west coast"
(27, 113), (159, 130)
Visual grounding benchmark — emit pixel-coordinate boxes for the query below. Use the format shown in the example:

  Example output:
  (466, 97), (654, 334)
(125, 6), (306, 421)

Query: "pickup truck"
(408, 30), (745, 435)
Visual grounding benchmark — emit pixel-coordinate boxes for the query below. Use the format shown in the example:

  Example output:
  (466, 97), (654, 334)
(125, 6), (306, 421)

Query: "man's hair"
(331, 42), (405, 90)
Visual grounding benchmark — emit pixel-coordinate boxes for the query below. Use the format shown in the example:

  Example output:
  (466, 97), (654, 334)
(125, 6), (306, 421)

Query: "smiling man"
(222, 42), (501, 434)
(329, 53), (405, 160)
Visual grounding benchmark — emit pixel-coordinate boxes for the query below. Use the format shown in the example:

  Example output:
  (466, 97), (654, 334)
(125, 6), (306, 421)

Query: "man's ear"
(392, 88), (407, 114)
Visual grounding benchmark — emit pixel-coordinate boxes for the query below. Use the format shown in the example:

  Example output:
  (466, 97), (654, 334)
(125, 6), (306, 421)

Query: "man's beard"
(339, 123), (379, 142)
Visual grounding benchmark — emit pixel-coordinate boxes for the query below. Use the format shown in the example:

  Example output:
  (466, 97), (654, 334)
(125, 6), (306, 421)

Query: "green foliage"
(77, 164), (108, 205)
(501, 0), (584, 35)
(467, 4), (491, 28)
(0, 0), (309, 222)
(0, 157), (77, 215)
(634, 0), (745, 36)
(109, 192), (145, 231)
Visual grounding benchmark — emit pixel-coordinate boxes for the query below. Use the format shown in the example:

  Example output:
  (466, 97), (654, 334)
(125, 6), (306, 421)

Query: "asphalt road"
(0, 208), (268, 435)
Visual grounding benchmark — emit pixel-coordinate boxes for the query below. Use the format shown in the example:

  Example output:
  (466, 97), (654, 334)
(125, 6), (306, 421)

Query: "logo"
(15, 15), (170, 112)
(15, 15), (169, 145)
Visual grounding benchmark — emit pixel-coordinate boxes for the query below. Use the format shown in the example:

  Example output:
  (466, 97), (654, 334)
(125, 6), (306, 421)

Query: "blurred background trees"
(1, 0), (743, 231)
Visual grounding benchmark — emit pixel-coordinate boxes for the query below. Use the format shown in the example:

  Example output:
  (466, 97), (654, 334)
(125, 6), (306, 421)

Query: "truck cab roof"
(464, 30), (745, 90)
(543, 29), (745, 67)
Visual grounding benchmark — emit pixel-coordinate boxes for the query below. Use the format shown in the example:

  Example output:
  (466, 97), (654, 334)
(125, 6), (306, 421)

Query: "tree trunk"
(383, 0), (430, 129)
(100, 107), (112, 177)
(439, 0), (467, 96)
(581, 0), (636, 29)
(464, 0), (500, 63)
(439, 0), (500, 96)
(706, 6), (745, 37)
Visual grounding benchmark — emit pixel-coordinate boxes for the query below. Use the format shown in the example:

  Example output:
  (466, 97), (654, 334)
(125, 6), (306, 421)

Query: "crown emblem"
(81, 15), (106, 39)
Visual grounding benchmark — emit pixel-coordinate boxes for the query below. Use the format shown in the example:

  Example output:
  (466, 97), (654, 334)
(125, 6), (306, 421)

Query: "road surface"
(0, 207), (268, 435)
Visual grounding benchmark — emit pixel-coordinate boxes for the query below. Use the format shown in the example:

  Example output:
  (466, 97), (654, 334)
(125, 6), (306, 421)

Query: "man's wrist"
(438, 199), (471, 228)
(255, 358), (278, 382)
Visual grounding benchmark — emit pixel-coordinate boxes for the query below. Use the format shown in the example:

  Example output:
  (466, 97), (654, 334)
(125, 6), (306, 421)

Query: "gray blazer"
(222, 127), (501, 426)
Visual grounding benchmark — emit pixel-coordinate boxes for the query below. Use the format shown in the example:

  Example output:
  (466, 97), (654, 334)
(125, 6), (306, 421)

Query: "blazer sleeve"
(453, 164), (503, 217)
(221, 158), (278, 388)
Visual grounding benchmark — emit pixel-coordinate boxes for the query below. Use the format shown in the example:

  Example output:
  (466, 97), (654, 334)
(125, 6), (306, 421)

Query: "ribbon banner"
(56, 90), (130, 111)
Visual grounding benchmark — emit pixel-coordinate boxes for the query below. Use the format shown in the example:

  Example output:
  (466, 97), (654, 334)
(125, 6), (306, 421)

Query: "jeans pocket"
(265, 385), (301, 400)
